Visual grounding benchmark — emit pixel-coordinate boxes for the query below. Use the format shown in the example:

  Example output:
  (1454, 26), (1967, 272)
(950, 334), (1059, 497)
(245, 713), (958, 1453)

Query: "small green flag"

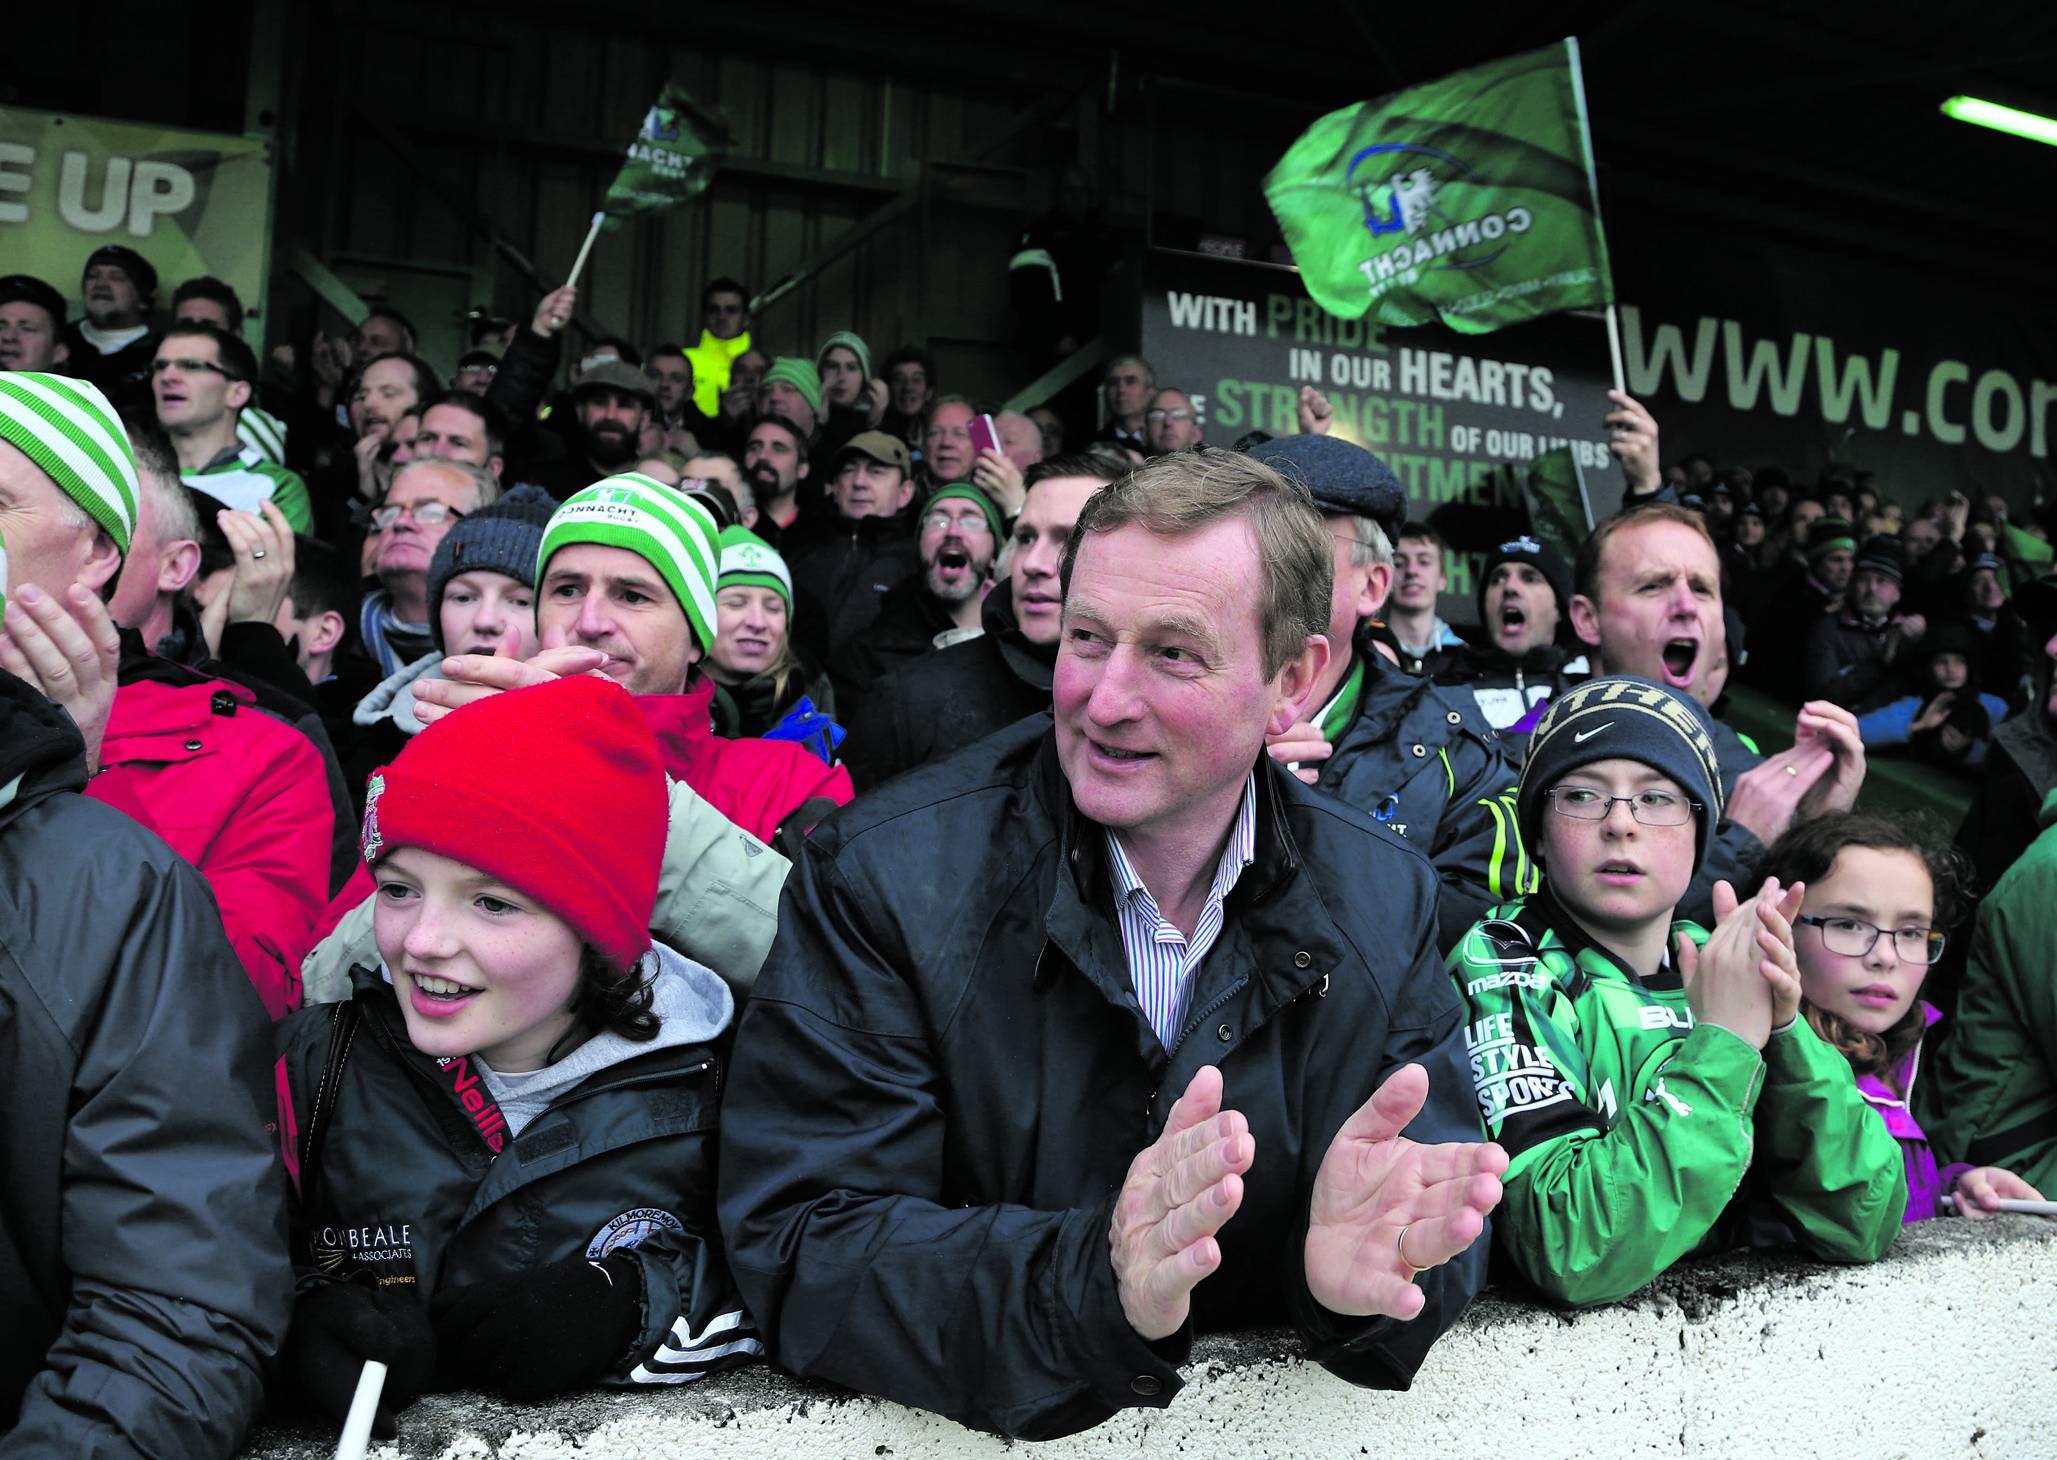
(1263, 40), (1612, 333)
(1523, 448), (1594, 565)
(601, 82), (734, 230)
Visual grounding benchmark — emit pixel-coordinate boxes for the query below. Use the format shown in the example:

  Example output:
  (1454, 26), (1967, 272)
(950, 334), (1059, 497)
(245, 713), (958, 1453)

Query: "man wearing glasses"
(359, 458), (499, 675)
(835, 482), (1004, 714)
(152, 323), (314, 532)
(1144, 388), (1204, 456)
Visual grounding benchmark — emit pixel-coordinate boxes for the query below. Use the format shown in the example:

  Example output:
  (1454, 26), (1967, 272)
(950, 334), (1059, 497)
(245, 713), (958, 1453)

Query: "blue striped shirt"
(1105, 776), (1259, 1048)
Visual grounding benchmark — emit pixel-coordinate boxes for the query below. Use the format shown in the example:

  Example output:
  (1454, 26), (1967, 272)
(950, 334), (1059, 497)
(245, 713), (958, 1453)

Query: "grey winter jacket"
(0, 670), (292, 1458)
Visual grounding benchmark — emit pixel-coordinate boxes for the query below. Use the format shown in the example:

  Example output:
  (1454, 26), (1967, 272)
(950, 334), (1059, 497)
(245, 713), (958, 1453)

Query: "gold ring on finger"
(1397, 1224), (1421, 1279)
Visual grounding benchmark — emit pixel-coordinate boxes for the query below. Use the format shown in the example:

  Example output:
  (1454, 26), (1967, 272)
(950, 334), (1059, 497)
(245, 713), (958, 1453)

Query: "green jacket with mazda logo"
(1449, 891), (1904, 1307)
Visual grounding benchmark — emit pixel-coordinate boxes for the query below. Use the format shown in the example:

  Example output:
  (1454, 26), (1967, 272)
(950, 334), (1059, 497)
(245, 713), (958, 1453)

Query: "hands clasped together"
(1109, 1064), (1507, 1340)
(1678, 876), (1805, 1050)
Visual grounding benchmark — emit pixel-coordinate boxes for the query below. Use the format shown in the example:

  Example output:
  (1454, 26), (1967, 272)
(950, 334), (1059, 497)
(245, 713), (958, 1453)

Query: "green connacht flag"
(1523, 447), (1595, 564)
(1263, 40), (1613, 333)
(600, 82), (734, 229)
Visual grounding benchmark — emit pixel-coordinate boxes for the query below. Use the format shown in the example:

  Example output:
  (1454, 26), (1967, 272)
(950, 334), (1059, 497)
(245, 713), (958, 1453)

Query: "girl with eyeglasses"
(1754, 811), (2043, 1221)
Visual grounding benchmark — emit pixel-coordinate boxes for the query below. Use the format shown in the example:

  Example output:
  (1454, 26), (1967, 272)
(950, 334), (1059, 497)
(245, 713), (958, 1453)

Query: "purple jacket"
(1856, 1004), (1974, 1223)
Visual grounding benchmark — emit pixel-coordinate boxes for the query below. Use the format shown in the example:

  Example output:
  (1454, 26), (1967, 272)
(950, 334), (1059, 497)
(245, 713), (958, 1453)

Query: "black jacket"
(0, 670), (291, 1456)
(840, 594), (1055, 791)
(786, 511), (919, 671)
(1804, 610), (1906, 713)
(1444, 640), (1589, 737)
(718, 720), (1488, 1439)
(830, 574), (960, 716)
(59, 322), (158, 413)
(1683, 714), (1776, 931)
(1314, 642), (1528, 951)
(275, 964), (757, 1387)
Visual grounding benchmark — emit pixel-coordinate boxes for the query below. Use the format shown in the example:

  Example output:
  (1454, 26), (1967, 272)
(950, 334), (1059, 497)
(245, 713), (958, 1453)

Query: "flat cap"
(569, 358), (657, 405)
(1244, 434), (1406, 543)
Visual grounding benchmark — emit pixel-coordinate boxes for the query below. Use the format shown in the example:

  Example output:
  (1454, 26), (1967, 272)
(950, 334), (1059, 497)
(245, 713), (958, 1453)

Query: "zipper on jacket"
(1168, 976), (1250, 1062)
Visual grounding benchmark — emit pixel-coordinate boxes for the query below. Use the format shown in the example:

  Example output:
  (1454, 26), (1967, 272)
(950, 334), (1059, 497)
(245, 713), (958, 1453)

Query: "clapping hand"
(1110, 1066), (1253, 1340)
(1679, 878), (1803, 1049)
(1303, 1064), (1506, 1320)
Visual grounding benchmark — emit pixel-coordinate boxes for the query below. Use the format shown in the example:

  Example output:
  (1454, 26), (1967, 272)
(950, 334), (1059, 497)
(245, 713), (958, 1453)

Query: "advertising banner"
(1137, 248), (1624, 592)
(0, 106), (273, 335)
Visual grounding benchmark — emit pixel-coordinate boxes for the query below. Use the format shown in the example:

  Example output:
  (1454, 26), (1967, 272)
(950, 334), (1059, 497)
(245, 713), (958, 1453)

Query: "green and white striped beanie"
(716, 524), (793, 615)
(0, 372), (137, 554)
(539, 473), (720, 650)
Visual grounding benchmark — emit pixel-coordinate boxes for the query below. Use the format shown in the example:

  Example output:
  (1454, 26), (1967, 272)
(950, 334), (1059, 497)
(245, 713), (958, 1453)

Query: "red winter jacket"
(310, 677), (851, 946)
(637, 679), (852, 842)
(88, 678), (333, 1018)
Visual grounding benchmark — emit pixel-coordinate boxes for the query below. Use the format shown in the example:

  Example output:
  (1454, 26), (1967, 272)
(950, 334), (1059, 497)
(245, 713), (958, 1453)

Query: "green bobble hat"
(0, 372), (137, 554)
(924, 482), (1004, 542)
(539, 473), (721, 651)
(815, 331), (873, 386)
(760, 357), (822, 418)
(716, 525), (793, 616)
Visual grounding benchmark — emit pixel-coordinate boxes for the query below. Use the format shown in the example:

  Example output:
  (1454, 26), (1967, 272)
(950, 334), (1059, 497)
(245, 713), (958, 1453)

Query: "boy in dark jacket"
(273, 676), (757, 1437)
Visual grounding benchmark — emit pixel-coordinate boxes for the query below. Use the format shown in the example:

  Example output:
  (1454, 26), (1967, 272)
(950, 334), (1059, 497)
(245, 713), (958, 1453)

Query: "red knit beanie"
(361, 675), (667, 973)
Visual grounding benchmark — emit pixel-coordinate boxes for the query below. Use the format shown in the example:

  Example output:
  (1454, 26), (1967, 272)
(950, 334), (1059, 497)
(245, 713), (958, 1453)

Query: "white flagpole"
(565, 212), (606, 291)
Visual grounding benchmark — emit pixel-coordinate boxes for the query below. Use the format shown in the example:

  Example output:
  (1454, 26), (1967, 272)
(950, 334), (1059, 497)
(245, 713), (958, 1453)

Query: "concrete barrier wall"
(244, 1215), (2057, 1459)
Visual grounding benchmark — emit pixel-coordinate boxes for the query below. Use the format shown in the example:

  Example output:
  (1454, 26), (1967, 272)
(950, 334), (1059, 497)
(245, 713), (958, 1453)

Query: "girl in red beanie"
(270, 676), (760, 1439)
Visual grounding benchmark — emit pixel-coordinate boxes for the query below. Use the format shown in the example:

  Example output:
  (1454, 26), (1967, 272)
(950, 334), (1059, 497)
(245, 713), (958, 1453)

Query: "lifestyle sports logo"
(1346, 142), (1535, 303)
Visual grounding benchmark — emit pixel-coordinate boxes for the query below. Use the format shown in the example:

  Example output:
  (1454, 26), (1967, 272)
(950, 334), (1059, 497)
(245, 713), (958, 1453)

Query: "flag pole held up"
(565, 212), (605, 291)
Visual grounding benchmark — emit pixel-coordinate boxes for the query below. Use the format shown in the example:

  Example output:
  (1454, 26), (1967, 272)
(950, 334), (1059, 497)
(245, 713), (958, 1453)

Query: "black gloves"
(283, 1280), (438, 1440)
(431, 1255), (645, 1401)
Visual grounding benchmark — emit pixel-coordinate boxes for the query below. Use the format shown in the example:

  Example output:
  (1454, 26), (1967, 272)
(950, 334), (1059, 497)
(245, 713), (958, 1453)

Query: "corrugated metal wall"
(301, 2), (1052, 397)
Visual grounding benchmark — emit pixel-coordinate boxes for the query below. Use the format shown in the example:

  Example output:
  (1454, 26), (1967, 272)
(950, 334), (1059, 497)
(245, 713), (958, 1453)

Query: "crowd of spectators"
(2, 239), (2056, 1458)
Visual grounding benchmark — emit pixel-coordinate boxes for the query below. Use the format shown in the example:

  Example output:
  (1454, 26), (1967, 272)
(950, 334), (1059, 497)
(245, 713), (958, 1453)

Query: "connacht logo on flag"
(600, 81), (734, 230)
(1263, 40), (1613, 334)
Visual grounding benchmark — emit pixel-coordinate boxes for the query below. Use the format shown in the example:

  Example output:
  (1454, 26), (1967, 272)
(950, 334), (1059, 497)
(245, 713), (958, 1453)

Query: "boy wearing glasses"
(153, 322), (315, 531)
(1450, 675), (1903, 1306)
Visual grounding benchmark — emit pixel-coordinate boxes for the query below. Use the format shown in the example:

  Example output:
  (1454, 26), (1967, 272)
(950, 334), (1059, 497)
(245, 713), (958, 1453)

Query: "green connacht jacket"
(1921, 788), (2057, 1189)
(1450, 893), (1904, 1307)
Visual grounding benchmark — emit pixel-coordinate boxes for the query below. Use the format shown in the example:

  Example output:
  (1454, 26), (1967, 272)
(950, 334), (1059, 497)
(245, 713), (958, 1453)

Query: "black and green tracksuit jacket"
(1449, 893), (1904, 1307)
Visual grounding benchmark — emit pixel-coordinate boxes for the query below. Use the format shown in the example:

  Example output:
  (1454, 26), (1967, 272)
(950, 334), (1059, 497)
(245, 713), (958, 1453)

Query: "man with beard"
(785, 431), (920, 673)
(833, 482), (1002, 716)
(742, 414), (812, 547)
(58, 245), (160, 410)
(528, 360), (655, 498)
(842, 454), (1115, 790)
(1452, 536), (1589, 734)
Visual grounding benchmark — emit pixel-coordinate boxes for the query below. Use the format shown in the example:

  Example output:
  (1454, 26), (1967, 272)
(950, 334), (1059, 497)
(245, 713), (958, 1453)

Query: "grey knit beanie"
(427, 483), (558, 652)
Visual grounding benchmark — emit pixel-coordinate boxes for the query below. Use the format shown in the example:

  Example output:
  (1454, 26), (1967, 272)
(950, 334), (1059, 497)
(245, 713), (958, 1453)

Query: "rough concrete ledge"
(243, 1216), (2057, 1459)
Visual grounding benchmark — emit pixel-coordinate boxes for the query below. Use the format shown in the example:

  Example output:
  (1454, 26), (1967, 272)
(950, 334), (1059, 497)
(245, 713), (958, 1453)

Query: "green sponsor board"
(601, 82), (733, 229)
(1263, 40), (1611, 334)
(0, 106), (273, 341)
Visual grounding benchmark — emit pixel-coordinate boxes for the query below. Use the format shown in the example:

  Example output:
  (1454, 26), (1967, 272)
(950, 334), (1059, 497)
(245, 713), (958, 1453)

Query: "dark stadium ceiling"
(502, 0), (2057, 286)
